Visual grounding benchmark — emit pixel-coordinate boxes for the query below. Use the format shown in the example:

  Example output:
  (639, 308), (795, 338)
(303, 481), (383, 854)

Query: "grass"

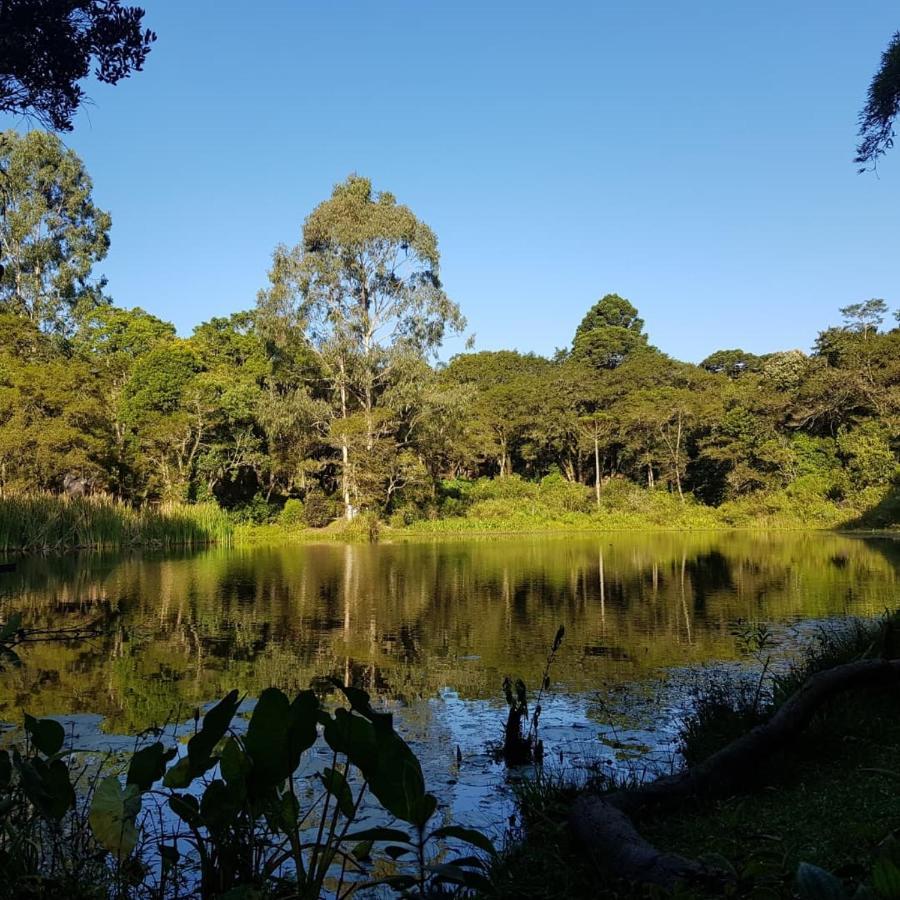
(491, 613), (900, 899)
(0, 494), (232, 552)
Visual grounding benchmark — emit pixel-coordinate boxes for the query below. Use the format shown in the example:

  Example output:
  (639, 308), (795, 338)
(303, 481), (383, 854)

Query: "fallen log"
(570, 658), (900, 889)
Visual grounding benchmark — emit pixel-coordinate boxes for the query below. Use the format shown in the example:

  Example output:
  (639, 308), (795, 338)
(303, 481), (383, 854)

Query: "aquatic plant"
(501, 625), (565, 766)
(0, 680), (496, 899)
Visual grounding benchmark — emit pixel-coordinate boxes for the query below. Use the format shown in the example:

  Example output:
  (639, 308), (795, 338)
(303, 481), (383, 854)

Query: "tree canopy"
(0, 129), (111, 333)
(856, 30), (900, 169)
(0, 140), (897, 528)
(0, 0), (155, 131)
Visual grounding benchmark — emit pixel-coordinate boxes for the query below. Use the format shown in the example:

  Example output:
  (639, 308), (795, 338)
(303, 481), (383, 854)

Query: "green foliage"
(0, 681), (497, 899)
(301, 490), (339, 528)
(0, 130), (111, 334)
(0, 130), (898, 531)
(0, 494), (231, 552)
(838, 421), (898, 488)
(857, 31), (900, 169)
(278, 497), (305, 526)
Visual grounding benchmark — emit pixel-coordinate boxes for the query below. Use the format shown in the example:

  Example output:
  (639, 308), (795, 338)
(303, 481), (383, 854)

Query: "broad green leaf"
(220, 736), (251, 786)
(89, 776), (141, 860)
(187, 689), (240, 769)
(127, 741), (176, 792)
(15, 755), (74, 821)
(352, 839), (373, 861)
(199, 779), (240, 831)
(323, 708), (378, 773)
(331, 680), (393, 730)
(162, 756), (194, 789)
(370, 729), (427, 824)
(319, 767), (354, 818)
(24, 713), (64, 757)
(168, 793), (201, 828)
(872, 858), (900, 898)
(245, 688), (318, 790)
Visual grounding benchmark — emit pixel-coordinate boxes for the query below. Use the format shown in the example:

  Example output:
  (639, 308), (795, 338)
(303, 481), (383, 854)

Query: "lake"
(1, 531), (897, 831)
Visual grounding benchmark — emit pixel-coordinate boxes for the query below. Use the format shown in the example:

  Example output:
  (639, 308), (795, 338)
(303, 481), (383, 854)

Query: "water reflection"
(0, 532), (897, 732)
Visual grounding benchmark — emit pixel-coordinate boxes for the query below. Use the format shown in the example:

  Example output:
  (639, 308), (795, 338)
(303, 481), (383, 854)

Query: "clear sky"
(3, 1), (898, 362)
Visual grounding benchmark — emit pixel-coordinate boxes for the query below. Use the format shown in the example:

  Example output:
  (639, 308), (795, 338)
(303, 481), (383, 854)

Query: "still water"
(0, 532), (897, 827)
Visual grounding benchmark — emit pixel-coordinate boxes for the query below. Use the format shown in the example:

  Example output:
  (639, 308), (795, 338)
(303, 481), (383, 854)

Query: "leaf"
(409, 792), (437, 828)
(427, 862), (493, 892)
(187, 690), (240, 770)
(200, 779), (240, 831)
(319, 767), (354, 818)
(127, 742), (176, 792)
(15, 755), (75, 821)
(352, 840), (373, 861)
(89, 776), (141, 860)
(168, 793), (201, 828)
(331, 680), (393, 730)
(385, 845), (413, 860)
(429, 825), (497, 857)
(159, 843), (180, 870)
(796, 862), (848, 900)
(24, 714), (64, 757)
(220, 736), (251, 786)
(323, 708), (378, 773)
(162, 756), (195, 789)
(872, 858), (900, 898)
(245, 688), (318, 790)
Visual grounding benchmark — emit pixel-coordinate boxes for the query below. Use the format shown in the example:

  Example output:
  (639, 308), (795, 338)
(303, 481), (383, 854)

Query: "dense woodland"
(1, 130), (899, 530)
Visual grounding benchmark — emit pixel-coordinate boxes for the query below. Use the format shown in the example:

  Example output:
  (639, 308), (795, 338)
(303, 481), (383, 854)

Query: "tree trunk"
(338, 358), (355, 520)
(594, 429), (601, 508)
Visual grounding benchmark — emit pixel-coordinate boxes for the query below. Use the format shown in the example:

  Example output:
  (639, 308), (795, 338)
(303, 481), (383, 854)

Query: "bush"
(227, 494), (277, 525)
(538, 471), (592, 513)
(278, 498), (305, 527)
(302, 491), (339, 528)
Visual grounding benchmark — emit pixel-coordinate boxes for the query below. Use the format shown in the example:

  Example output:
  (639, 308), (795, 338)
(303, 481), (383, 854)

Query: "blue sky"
(3, 0), (898, 362)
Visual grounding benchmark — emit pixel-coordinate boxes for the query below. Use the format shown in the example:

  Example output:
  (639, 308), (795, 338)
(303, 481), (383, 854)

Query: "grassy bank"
(231, 476), (897, 544)
(492, 615), (900, 899)
(0, 494), (232, 552)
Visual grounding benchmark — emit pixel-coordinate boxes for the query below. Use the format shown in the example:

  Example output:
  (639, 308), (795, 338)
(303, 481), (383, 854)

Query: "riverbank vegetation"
(493, 613), (900, 899)
(0, 495), (231, 553)
(0, 130), (898, 544)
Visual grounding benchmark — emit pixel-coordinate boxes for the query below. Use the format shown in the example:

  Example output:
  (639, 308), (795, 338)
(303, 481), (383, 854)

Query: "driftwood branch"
(570, 658), (900, 889)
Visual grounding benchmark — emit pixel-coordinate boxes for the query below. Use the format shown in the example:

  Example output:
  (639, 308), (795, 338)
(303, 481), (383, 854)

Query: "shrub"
(302, 491), (340, 528)
(278, 498), (305, 527)
(228, 494), (277, 525)
(538, 471), (592, 513)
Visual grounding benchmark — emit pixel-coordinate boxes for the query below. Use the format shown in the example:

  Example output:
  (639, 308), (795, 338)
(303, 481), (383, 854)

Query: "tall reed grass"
(0, 494), (232, 552)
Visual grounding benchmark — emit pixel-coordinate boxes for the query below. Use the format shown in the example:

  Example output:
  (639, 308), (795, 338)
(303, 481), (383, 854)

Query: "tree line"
(1, 130), (898, 525)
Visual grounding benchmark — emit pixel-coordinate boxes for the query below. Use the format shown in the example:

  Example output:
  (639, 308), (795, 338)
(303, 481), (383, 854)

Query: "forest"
(1, 128), (899, 535)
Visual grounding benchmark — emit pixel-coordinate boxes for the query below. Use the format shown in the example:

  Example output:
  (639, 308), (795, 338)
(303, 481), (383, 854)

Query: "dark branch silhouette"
(856, 30), (900, 170)
(0, 0), (156, 131)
